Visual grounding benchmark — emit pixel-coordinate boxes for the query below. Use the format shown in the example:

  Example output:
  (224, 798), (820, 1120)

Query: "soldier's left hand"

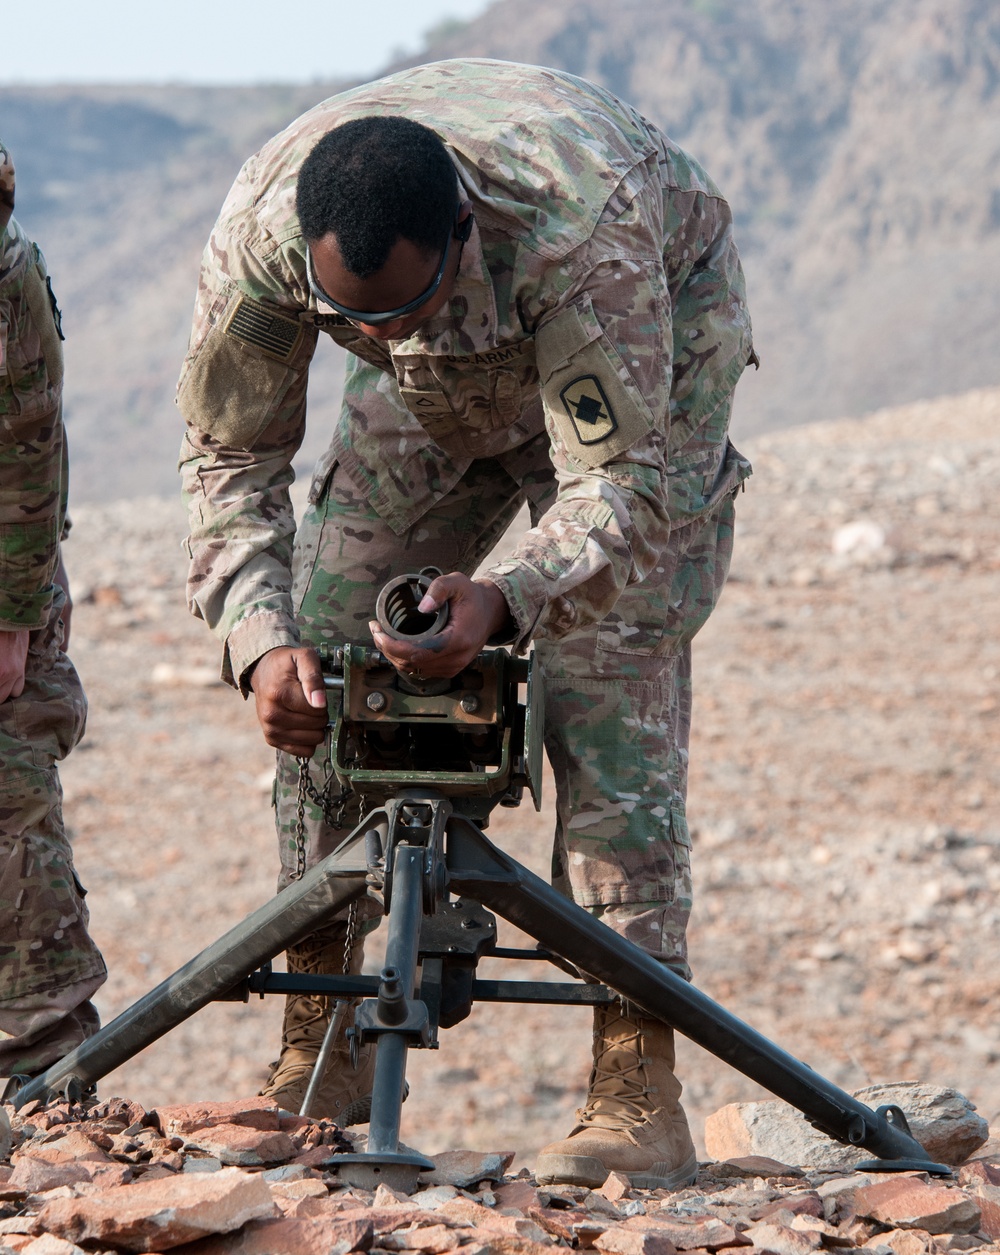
(54, 554), (73, 650)
(369, 573), (513, 679)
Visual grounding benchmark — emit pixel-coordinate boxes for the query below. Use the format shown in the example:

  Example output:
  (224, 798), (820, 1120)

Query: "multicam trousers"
(0, 593), (106, 1077)
(275, 430), (737, 978)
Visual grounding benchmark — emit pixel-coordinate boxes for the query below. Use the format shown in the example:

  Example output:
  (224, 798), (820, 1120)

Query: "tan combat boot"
(534, 1000), (698, 1189)
(260, 923), (376, 1126)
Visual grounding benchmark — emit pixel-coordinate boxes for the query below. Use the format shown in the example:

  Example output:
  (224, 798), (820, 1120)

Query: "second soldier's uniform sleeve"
(0, 161), (67, 633)
(176, 159), (319, 690)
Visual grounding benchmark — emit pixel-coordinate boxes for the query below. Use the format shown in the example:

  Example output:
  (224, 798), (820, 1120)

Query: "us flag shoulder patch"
(224, 295), (302, 362)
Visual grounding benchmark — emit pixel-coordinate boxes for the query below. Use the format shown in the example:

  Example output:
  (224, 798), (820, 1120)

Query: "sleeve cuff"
(0, 586), (55, 632)
(223, 611), (301, 695)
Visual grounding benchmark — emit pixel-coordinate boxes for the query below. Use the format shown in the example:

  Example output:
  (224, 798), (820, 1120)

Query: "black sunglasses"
(306, 213), (474, 327)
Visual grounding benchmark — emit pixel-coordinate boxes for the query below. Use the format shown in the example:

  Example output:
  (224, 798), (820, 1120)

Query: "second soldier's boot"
(259, 923), (376, 1126)
(534, 1000), (698, 1190)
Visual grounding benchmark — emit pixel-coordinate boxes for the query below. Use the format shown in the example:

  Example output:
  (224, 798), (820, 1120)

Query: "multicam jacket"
(177, 60), (753, 688)
(0, 140), (67, 632)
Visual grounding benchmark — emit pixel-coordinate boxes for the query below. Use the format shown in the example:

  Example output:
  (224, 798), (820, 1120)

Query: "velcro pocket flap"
(177, 292), (307, 449)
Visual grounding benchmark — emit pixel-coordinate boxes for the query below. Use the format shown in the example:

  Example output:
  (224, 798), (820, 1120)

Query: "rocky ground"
(4, 384), (998, 1250)
(0, 1088), (998, 1253)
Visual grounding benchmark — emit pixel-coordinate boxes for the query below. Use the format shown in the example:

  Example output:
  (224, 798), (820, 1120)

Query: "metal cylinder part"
(375, 569), (448, 644)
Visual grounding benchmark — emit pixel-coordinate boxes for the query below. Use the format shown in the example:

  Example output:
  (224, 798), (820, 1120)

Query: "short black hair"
(296, 116), (459, 278)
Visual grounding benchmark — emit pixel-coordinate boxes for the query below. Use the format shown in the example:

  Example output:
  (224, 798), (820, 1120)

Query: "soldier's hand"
(54, 553), (73, 650)
(249, 645), (329, 755)
(369, 573), (513, 679)
(0, 629), (29, 704)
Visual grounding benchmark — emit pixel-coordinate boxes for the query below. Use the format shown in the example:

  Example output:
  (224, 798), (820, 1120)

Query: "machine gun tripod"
(7, 571), (951, 1191)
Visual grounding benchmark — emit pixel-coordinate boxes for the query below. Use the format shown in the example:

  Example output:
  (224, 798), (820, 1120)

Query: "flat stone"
(527, 1205), (607, 1246)
(262, 1163), (311, 1182)
(419, 1149), (515, 1189)
(414, 1185), (461, 1209)
(623, 1214), (750, 1251)
(715, 1156), (805, 1180)
(333, 1203), (432, 1234)
(20, 1236), (89, 1255)
(460, 1238), (557, 1255)
(861, 1229), (933, 1254)
(182, 1122), (299, 1167)
(178, 1213), (374, 1255)
(0, 1218), (40, 1236)
(382, 1221), (468, 1252)
(595, 1230), (678, 1255)
(788, 1212), (856, 1247)
(852, 1177), (981, 1235)
(493, 1181), (543, 1212)
(957, 1160), (1000, 1189)
(705, 1086), (987, 1173)
(10, 1159), (98, 1194)
(0, 1106), (11, 1160)
(36, 1164), (276, 1251)
(151, 1098), (281, 1137)
(742, 1220), (823, 1254)
(705, 1103), (856, 1173)
(15, 1131), (113, 1165)
(750, 1194), (824, 1221)
(969, 1181), (1000, 1239)
(435, 1206), (548, 1243)
(268, 1176), (330, 1208)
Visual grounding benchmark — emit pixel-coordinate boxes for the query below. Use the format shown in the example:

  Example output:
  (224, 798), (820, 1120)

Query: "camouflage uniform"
(0, 141), (106, 1077)
(178, 61), (753, 976)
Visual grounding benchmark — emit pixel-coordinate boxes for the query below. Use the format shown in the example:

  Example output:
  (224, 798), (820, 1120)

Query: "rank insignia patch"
(559, 375), (618, 445)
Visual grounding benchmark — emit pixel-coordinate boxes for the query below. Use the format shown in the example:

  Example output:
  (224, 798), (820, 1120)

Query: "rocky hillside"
(2, 0), (998, 498)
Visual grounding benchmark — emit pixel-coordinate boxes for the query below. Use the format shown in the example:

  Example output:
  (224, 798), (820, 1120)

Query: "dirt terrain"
(55, 385), (1000, 1170)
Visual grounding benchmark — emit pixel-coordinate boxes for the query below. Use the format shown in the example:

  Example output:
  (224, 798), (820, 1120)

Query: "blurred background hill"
(3, 0), (998, 499)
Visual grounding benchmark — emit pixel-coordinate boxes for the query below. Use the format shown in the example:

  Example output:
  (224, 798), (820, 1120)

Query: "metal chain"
(292, 744), (353, 882)
(343, 899), (358, 973)
(293, 755), (311, 883)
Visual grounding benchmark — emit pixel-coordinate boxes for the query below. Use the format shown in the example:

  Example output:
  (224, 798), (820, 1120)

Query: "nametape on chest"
(537, 302), (655, 469)
(223, 294), (303, 363)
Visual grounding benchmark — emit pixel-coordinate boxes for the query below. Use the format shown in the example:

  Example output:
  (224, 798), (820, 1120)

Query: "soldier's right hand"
(249, 645), (328, 755)
(0, 629), (29, 704)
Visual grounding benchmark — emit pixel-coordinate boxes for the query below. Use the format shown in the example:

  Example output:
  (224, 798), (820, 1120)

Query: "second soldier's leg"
(0, 606), (106, 1082)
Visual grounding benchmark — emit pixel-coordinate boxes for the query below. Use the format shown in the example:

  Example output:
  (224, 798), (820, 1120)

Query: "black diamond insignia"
(559, 375), (618, 444)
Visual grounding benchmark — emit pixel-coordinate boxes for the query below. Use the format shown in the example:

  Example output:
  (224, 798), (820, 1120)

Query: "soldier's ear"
(455, 202), (474, 243)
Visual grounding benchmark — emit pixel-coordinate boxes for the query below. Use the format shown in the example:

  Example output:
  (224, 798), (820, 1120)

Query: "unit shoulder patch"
(538, 302), (657, 470)
(559, 374), (618, 445)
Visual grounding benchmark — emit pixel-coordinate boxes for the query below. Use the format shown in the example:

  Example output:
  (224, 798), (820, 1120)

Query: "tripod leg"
(10, 851), (372, 1109)
(298, 999), (350, 1118)
(444, 815), (949, 1173)
(366, 845), (424, 1157)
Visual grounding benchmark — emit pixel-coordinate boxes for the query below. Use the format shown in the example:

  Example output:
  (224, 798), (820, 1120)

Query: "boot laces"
(577, 1014), (662, 1132)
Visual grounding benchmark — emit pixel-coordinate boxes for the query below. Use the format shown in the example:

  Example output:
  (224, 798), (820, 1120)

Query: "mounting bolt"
(366, 691), (387, 712)
(460, 693), (480, 714)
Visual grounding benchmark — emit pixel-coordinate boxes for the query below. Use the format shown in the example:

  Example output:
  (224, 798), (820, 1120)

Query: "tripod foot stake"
(332, 1149), (436, 1193)
(855, 1157), (952, 1177)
